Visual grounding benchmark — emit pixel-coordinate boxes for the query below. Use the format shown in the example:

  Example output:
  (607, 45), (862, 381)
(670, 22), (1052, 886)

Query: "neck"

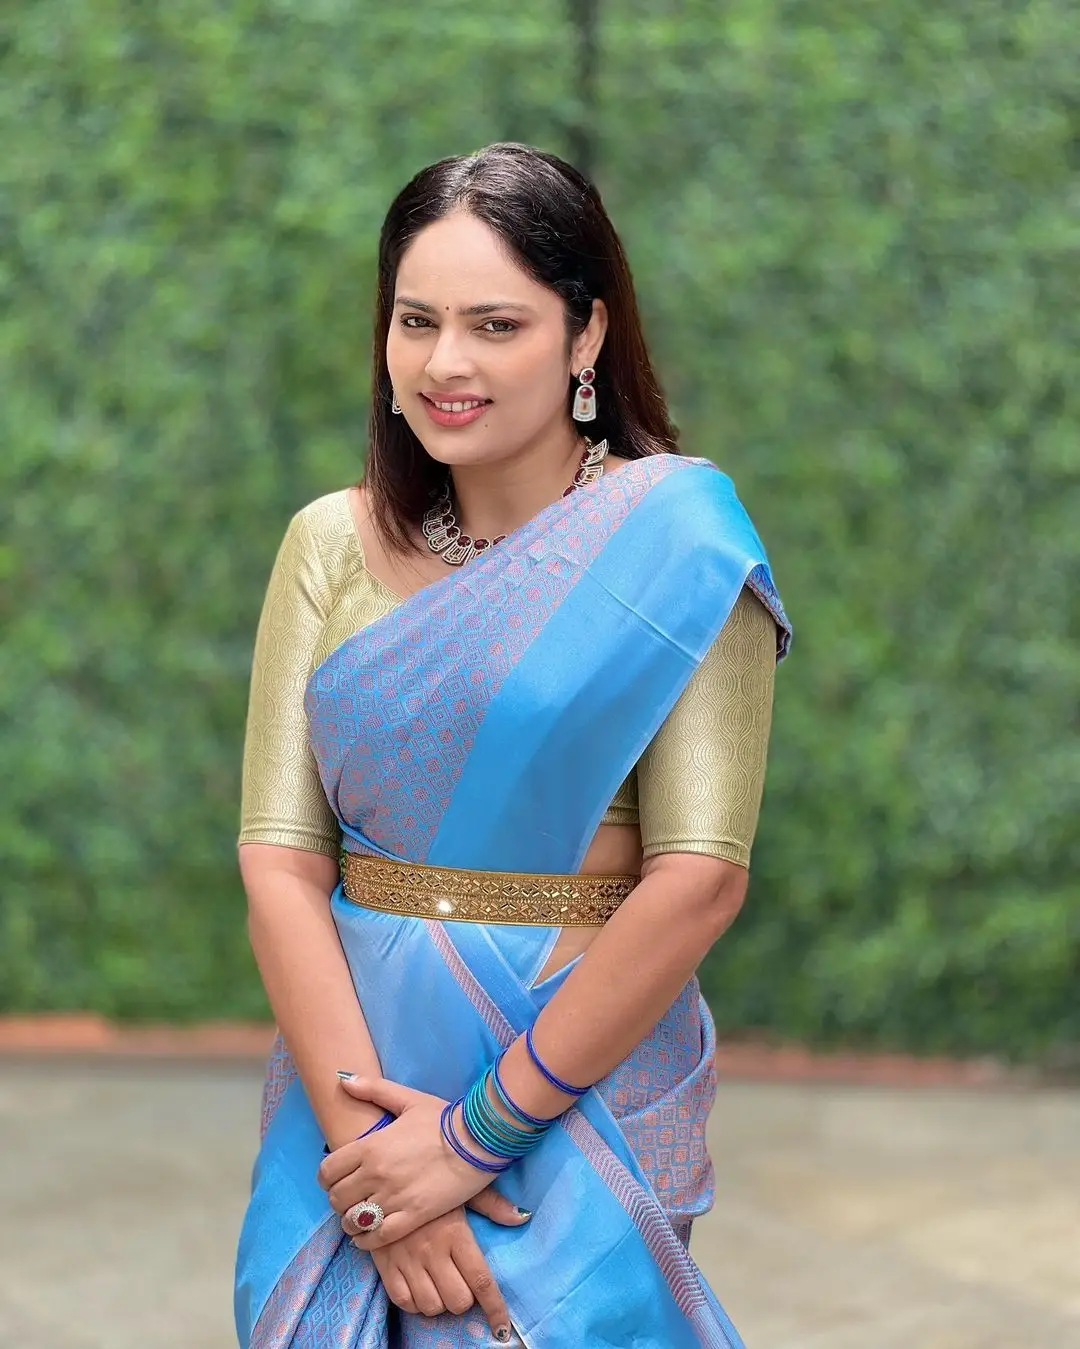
(449, 421), (585, 540)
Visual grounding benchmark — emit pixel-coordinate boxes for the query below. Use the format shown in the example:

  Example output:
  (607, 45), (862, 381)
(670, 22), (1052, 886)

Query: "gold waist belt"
(340, 852), (637, 927)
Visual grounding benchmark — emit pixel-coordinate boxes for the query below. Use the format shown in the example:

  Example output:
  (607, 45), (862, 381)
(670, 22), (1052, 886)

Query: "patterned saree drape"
(235, 455), (790, 1348)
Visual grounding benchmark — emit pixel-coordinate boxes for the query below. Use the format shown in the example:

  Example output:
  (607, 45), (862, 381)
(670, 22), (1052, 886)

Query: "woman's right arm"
(240, 507), (519, 1338)
(241, 842), (386, 1147)
(238, 509), (384, 1147)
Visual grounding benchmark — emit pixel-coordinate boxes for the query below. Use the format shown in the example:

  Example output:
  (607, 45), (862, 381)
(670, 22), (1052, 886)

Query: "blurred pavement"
(0, 1060), (1076, 1348)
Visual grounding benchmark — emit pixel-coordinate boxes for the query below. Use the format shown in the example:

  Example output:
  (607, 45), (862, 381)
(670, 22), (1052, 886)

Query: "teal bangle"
(441, 1101), (510, 1175)
(460, 1065), (552, 1163)
(463, 1096), (525, 1152)
(462, 1078), (538, 1159)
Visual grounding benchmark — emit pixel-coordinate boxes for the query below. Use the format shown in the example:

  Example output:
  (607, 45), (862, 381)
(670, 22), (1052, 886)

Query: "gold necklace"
(422, 438), (609, 567)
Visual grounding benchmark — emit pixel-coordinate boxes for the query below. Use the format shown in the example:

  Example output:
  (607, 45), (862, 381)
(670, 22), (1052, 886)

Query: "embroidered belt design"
(340, 852), (636, 926)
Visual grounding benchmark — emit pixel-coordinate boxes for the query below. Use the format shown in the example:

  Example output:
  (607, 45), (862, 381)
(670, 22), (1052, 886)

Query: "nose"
(424, 325), (476, 385)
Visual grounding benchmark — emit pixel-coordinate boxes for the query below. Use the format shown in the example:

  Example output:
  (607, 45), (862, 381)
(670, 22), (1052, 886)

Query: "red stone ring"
(344, 1199), (385, 1235)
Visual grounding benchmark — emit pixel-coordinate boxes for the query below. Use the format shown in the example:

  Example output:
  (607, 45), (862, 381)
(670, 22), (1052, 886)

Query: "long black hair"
(365, 142), (679, 551)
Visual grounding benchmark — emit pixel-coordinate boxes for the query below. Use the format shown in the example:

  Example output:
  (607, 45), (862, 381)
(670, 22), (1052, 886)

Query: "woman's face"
(386, 210), (605, 469)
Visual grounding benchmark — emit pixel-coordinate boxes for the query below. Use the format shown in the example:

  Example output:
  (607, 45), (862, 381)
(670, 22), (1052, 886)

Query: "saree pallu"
(235, 454), (791, 1349)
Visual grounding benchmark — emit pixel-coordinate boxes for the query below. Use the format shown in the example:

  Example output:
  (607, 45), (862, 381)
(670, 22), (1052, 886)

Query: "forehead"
(395, 211), (555, 309)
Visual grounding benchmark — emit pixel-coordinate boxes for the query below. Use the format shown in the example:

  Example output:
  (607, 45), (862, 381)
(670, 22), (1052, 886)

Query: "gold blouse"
(239, 491), (777, 868)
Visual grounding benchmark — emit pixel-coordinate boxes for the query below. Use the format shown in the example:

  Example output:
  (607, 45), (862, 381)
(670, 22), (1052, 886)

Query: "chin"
(415, 443), (493, 469)
(410, 430), (506, 469)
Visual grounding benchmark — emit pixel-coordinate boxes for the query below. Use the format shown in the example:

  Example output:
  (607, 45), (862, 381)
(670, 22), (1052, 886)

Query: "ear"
(571, 298), (608, 374)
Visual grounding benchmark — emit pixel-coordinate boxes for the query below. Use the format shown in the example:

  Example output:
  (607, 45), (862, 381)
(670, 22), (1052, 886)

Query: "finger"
(402, 1267), (444, 1320)
(428, 1255), (474, 1318)
(378, 1265), (416, 1315)
(318, 1144), (366, 1191)
(368, 1248), (422, 1318)
(337, 1075), (418, 1116)
(467, 1186), (532, 1229)
(347, 1210), (425, 1252)
(453, 1231), (512, 1341)
(326, 1174), (373, 1216)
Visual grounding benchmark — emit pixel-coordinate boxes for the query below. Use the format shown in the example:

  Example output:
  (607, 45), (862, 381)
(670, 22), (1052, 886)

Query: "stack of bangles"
(441, 1026), (591, 1174)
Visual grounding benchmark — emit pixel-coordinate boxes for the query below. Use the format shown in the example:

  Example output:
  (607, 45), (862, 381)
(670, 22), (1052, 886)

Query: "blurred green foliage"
(2, 1), (1077, 1058)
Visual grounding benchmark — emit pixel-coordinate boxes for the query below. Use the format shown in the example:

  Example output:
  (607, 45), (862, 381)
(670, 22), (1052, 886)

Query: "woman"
(235, 142), (790, 1348)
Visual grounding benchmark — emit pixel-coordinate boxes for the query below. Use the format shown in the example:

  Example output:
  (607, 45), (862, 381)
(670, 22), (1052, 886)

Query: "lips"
(419, 394), (492, 429)
(421, 394), (491, 412)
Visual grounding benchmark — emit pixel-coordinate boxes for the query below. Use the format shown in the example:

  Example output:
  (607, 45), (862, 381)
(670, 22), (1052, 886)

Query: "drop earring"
(391, 390), (402, 415)
(572, 367), (597, 422)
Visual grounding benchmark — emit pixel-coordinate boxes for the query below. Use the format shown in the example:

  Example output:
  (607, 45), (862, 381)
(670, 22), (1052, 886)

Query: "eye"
(400, 314), (434, 329)
(481, 319), (518, 335)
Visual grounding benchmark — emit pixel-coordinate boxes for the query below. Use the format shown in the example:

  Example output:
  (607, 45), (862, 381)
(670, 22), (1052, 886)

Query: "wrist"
(445, 1041), (582, 1178)
(440, 1100), (511, 1176)
(450, 1101), (506, 1170)
(324, 1102), (393, 1151)
(497, 1035), (581, 1123)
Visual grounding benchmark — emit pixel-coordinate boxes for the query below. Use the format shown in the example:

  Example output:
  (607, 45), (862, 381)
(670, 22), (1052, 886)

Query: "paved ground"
(0, 1060), (1076, 1348)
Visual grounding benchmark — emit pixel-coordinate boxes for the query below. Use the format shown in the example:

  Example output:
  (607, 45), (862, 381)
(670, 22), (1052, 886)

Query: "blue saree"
(235, 454), (790, 1348)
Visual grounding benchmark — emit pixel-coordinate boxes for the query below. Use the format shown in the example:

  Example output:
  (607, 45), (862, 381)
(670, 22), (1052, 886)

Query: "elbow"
(641, 852), (749, 939)
(237, 842), (340, 922)
(700, 865), (748, 938)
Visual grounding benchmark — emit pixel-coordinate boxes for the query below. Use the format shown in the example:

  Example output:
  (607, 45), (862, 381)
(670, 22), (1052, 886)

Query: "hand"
(318, 1076), (508, 1249)
(364, 1203), (518, 1341)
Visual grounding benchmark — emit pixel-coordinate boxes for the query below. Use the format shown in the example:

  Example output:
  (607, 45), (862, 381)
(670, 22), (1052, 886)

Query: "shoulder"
(619, 454), (762, 554)
(615, 452), (737, 504)
(618, 455), (790, 652)
(293, 488), (356, 542)
(283, 488), (365, 595)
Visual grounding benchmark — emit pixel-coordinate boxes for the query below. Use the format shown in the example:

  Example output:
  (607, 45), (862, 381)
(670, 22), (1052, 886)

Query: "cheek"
(492, 337), (570, 402)
(385, 328), (426, 380)
(384, 331), (406, 376)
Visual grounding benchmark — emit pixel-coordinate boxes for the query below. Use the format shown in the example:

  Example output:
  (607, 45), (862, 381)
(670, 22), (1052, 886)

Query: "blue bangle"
(440, 1101), (509, 1175)
(321, 1110), (393, 1154)
(491, 1052), (555, 1129)
(359, 1111), (394, 1138)
(525, 1026), (589, 1097)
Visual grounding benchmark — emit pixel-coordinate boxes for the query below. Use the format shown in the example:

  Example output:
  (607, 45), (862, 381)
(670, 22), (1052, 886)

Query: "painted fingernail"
(495, 1329), (511, 1344)
(514, 1207), (532, 1219)
(336, 1070), (356, 1080)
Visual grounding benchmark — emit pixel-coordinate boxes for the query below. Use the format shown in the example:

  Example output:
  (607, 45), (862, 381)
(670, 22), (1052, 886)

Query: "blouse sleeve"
(637, 587), (777, 868)
(238, 510), (341, 857)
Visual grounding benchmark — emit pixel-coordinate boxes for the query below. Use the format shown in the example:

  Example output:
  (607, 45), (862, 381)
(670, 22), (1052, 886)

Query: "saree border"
(249, 1215), (345, 1347)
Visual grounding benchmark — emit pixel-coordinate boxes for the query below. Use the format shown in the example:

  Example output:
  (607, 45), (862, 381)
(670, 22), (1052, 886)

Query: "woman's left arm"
(498, 854), (747, 1114)
(500, 583), (778, 1113)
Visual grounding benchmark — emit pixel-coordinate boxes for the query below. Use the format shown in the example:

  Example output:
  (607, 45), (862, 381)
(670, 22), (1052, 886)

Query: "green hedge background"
(3, 1), (1077, 1059)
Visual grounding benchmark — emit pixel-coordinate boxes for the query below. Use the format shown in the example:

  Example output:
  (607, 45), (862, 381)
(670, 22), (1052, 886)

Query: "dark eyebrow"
(395, 297), (534, 317)
(460, 301), (534, 316)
